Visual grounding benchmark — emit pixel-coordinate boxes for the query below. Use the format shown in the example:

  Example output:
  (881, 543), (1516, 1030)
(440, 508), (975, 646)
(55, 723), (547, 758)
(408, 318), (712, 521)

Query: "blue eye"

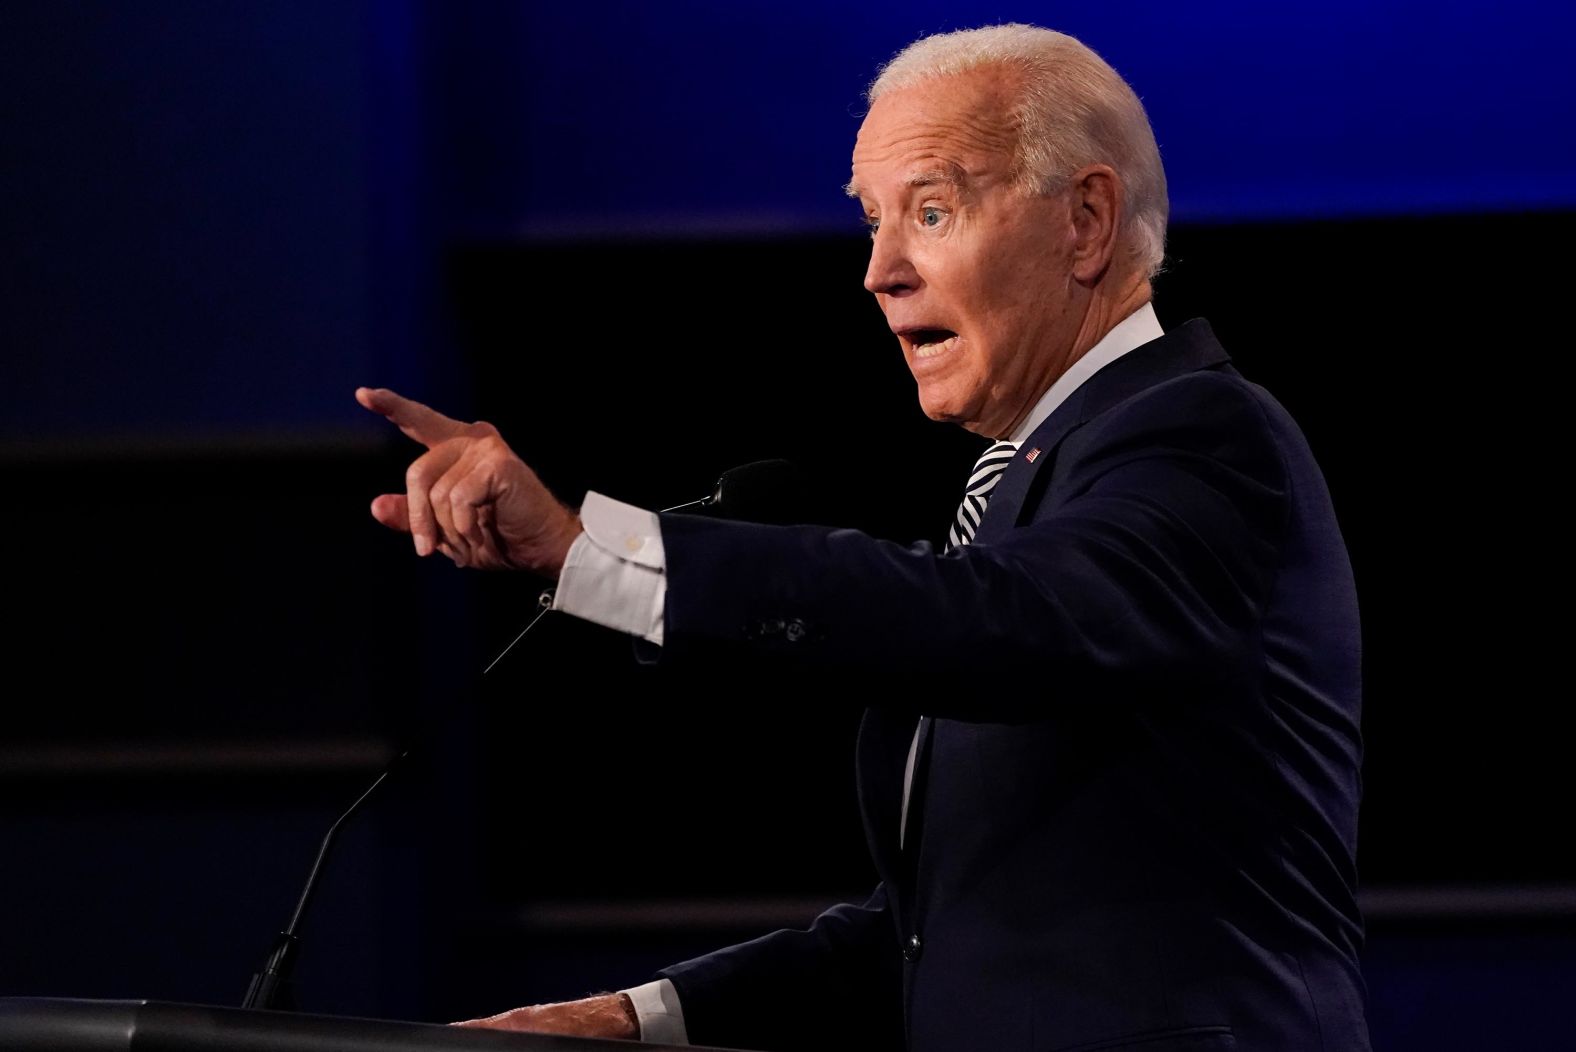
(922, 207), (944, 227)
(865, 217), (881, 237)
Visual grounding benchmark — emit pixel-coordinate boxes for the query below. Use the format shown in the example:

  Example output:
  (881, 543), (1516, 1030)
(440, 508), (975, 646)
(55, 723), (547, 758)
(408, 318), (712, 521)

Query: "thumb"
(369, 493), (411, 533)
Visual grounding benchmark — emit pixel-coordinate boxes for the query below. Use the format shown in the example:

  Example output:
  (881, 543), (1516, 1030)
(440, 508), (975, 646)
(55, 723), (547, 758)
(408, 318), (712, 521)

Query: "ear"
(1067, 164), (1123, 286)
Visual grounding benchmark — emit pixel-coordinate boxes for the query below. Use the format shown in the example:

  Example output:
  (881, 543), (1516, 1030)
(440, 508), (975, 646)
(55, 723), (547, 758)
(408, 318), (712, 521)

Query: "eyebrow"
(844, 163), (969, 200)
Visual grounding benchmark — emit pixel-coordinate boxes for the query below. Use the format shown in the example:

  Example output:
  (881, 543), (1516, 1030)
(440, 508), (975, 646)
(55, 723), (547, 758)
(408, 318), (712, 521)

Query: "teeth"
(914, 335), (958, 359)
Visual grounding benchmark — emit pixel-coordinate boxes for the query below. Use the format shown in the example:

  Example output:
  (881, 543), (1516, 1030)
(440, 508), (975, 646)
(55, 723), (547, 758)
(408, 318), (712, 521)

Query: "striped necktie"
(944, 441), (1018, 552)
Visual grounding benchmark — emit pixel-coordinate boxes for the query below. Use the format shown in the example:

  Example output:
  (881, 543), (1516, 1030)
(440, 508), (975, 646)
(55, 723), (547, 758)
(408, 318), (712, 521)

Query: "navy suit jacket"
(655, 320), (1369, 1052)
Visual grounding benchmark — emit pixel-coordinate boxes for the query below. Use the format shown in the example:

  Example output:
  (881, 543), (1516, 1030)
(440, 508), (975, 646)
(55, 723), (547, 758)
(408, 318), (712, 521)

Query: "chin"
(914, 383), (975, 427)
(914, 391), (954, 423)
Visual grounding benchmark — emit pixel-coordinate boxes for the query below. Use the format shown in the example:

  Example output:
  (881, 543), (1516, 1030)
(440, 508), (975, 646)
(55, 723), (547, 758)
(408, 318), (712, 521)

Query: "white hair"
(869, 24), (1169, 279)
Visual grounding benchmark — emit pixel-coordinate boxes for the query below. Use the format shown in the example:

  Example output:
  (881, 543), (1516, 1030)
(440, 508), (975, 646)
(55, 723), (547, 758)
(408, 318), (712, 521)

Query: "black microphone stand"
(241, 751), (408, 1010)
(241, 460), (799, 1009)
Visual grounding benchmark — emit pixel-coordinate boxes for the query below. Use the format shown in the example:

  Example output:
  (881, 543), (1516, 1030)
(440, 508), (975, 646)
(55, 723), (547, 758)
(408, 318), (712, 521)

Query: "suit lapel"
(972, 318), (1232, 546)
(969, 384), (1092, 547)
(855, 706), (920, 891)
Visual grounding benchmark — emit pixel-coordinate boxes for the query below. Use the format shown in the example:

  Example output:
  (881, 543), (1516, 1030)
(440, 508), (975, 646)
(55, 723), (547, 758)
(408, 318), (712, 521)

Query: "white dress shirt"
(552, 302), (1164, 1043)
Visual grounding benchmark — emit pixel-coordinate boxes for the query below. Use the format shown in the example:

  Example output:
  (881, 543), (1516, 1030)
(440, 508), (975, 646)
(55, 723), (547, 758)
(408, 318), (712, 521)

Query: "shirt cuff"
(551, 491), (666, 645)
(623, 978), (688, 1045)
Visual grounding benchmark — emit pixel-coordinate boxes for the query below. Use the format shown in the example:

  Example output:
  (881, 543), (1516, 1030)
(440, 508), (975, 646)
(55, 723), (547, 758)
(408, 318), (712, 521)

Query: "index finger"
(355, 386), (469, 448)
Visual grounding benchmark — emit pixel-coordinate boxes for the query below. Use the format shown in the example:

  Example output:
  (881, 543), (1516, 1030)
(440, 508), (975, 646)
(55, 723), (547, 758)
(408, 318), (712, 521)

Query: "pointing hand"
(356, 387), (581, 575)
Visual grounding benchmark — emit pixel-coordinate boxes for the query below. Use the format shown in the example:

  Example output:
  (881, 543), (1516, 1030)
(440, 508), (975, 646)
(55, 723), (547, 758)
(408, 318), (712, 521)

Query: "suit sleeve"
(657, 885), (903, 1051)
(658, 372), (1289, 720)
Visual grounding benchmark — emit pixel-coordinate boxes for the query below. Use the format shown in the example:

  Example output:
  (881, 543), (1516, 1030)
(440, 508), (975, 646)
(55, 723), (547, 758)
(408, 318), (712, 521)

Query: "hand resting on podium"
(452, 992), (641, 1039)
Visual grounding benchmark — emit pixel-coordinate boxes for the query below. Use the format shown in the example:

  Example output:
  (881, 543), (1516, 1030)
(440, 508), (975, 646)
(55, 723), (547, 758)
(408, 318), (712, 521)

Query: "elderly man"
(360, 24), (1369, 1052)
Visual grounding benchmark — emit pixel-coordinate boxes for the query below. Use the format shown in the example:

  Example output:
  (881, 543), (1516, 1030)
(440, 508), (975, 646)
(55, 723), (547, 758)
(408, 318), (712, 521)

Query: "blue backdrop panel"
(458, 0), (1576, 235)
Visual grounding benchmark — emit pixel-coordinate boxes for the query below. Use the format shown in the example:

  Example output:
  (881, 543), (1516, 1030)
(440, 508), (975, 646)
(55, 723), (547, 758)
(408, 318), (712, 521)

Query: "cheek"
(935, 244), (1009, 336)
(992, 241), (1072, 331)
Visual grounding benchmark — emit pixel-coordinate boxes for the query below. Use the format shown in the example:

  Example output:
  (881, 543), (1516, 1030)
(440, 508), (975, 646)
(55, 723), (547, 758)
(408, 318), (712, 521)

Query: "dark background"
(2, 3), (1573, 1050)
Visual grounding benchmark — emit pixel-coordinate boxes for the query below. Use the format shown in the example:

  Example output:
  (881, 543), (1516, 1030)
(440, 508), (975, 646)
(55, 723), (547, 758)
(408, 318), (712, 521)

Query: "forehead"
(850, 70), (1021, 195)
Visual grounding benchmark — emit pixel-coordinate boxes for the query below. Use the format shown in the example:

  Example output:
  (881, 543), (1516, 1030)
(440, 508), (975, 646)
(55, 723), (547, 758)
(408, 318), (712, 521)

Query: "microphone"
(241, 750), (408, 1011)
(483, 460), (810, 674)
(662, 458), (812, 524)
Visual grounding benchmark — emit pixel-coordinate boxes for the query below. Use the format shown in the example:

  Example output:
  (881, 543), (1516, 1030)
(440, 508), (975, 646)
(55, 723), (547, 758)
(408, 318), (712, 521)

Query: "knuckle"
(405, 460), (435, 490)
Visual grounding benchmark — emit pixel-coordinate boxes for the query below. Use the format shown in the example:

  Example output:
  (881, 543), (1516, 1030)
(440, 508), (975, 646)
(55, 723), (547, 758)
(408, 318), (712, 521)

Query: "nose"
(863, 224), (920, 296)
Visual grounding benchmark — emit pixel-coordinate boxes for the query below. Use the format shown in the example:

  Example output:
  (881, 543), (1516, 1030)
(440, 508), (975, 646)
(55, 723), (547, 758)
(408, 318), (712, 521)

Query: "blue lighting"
(448, 0), (1576, 235)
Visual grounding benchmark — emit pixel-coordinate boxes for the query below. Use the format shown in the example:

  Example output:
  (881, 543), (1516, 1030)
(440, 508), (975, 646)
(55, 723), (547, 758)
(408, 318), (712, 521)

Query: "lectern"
(0, 998), (748, 1052)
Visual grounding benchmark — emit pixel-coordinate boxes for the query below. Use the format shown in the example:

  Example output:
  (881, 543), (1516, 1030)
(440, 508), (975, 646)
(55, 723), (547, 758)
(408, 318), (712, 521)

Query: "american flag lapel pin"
(1024, 447), (1042, 463)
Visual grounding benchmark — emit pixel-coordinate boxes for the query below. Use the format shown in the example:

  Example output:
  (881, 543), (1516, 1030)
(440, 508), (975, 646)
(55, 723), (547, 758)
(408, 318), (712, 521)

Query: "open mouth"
(907, 328), (959, 359)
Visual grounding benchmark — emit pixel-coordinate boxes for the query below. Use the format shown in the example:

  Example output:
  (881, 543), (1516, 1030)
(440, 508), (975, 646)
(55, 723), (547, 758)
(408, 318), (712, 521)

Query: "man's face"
(851, 70), (1082, 438)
